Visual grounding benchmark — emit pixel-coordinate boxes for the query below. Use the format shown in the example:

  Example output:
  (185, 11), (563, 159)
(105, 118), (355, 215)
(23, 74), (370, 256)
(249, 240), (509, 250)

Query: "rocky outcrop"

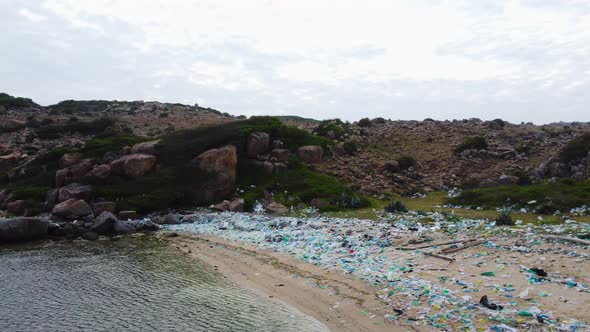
(190, 145), (237, 204)
(265, 201), (289, 214)
(270, 149), (290, 163)
(110, 154), (156, 178)
(59, 153), (83, 169)
(52, 199), (93, 220)
(7, 200), (25, 215)
(247, 132), (270, 157)
(0, 218), (49, 243)
(297, 145), (323, 164)
(117, 210), (137, 220)
(0, 153), (22, 172)
(131, 140), (160, 155)
(55, 159), (94, 187)
(84, 164), (111, 180)
(92, 201), (116, 216)
(90, 211), (117, 234)
(229, 198), (244, 212)
(58, 183), (93, 202)
(0, 119), (26, 130)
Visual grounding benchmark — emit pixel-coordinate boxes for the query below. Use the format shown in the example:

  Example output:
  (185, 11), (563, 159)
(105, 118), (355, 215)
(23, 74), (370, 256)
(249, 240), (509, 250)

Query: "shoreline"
(170, 233), (426, 332)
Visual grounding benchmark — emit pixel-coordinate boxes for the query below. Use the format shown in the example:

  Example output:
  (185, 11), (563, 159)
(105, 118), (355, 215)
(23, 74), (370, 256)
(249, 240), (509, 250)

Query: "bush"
(511, 169), (532, 185)
(491, 118), (506, 128)
(48, 100), (112, 114)
(397, 156), (416, 170)
(78, 135), (149, 158)
(454, 136), (488, 154)
(159, 112), (169, 118)
(35, 117), (117, 139)
(514, 144), (530, 155)
(313, 119), (350, 139)
(343, 141), (358, 155)
(495, 209), (514, 226)
(373, 117), (386, 124)
(358, 118), (372, 127)
(560, 133), (590, 163)
(9, 185), (49, 201)
(0, 93), (38, 108)
(446, 179), (590, 213)
(336, 192), (368, 209)
(384, 200), (408, 213)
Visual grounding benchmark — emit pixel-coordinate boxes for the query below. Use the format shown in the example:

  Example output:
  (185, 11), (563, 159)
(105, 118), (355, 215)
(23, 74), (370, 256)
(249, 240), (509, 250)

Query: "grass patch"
(78, 135), (149, 158)
(8, 184), (49, 201)
(447, 179), (590, 213)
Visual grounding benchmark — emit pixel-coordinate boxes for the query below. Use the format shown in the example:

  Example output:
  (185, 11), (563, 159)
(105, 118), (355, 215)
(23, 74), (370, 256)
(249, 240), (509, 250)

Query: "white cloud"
(18, 8), (46, 22)
(2, 0), (590, 122)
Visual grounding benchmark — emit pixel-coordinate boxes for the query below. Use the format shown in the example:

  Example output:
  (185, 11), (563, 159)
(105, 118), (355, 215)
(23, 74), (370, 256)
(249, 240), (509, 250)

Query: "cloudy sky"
(1, 0), (589, 123)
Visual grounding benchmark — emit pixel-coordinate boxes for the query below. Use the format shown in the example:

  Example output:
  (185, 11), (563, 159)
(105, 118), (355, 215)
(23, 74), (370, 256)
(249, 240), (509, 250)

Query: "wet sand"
(171, 234), (429, 332)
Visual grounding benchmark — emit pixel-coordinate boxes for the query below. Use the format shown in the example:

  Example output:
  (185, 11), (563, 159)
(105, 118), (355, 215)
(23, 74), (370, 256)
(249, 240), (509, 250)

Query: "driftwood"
(541, 235), (590, 246)
(424, 252), (455, 262)
(399, 239), (476, 251)
(440, 239), (489, 254)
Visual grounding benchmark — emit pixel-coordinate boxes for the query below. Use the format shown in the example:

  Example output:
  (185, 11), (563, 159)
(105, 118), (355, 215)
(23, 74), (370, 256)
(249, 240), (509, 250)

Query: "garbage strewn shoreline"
(167, 212), (590, 331)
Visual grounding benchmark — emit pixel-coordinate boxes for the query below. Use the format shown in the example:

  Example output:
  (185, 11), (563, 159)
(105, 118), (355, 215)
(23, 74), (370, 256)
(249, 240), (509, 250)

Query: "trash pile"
(166, 212), (590, 331)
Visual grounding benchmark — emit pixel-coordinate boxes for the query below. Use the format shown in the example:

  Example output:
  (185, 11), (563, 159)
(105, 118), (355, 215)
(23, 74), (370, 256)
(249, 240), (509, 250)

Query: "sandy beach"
(171, 233), (426, 332)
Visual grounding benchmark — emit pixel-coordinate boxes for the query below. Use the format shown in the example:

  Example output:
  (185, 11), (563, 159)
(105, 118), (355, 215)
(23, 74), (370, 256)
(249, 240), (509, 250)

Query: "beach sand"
(170, 234), (429, 332)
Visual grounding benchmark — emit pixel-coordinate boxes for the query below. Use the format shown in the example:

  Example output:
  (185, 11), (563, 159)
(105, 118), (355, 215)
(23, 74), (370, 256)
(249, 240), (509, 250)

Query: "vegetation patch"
(0, 92), (38, 108)
(560, 133), (590, 163)
(78, 135), (149, 158)
(313, 119), (351, 140)
(447, 179), (590, 213)
(35, 117), (117, 139)
(454, 136), (488, 154)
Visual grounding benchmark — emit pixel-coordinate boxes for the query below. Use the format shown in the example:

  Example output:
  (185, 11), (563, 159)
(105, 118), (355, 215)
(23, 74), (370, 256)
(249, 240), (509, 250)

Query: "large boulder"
(297, 146), (323, 164)
(270, 149), (290, 163)
(247, 132), (270, 157)
(160, 213), (181, 225)
(90, 211), (117, 234)
(110, 154), (156, 178)
(229, 198), (245, 212)
(265, 201), (289, 214)
(191, 145), (237, 204)
(59, 153), (83, 169)
(131, 140), (160, 155)
(117, 210), (137, 220)
(113, 220), (135, 235)
(0, 218), (49, 243)
(84, 164), (111, 180)
(58, 183), (93, 202)
(52, 199), (93, 220)
(55, 159), (94, 187)
(497, 174), (519, 185)
(7, 200), (25, 215)
(0, 153), (22, 172)
(92, 201), (116, 216)
(0, 119), (26, 130)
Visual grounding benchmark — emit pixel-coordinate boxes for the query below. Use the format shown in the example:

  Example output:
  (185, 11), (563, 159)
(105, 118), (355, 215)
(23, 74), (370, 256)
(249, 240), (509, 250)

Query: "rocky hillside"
(305, 118), (590, 196)
(1, 93), (589, 220)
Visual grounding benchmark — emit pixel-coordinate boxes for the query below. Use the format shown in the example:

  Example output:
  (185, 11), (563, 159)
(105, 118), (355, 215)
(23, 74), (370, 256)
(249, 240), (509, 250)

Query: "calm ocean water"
(0, 237), (327, 332)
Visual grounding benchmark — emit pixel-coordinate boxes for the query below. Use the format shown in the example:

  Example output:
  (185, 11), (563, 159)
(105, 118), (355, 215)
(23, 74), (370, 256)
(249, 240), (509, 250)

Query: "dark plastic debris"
(479, 295), (503, 310)
(530, 268), (548, 277)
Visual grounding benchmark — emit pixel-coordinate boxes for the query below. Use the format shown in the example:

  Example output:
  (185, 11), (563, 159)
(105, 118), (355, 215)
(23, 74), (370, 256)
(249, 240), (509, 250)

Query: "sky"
(1, 0), (589, 123)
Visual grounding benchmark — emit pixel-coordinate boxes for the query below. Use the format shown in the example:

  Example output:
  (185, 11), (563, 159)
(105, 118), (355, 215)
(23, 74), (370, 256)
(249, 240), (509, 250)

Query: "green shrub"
(48, 100), (112, 114)
(373, 117), (386, 124)
(454, 136), (488, 154)
(78, 135), (149, 158)
(560, 133), (590, 163)
(35, 117), (117, 139)
(313, 119), (350, 139)
(9, 185), (49, 201)
(0, 93), (38, 108)
(514, 144), (530, 155)
(343, 141), (358, 155)
(384, 200), (408, 213)
(511, 169), (532, 185)
(159, 112), (169, 118)
(495, 209), (514, 226)
(397, 156), (416, 170)
(491, 118), (506, 128)
(358, 118), (372, 127)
